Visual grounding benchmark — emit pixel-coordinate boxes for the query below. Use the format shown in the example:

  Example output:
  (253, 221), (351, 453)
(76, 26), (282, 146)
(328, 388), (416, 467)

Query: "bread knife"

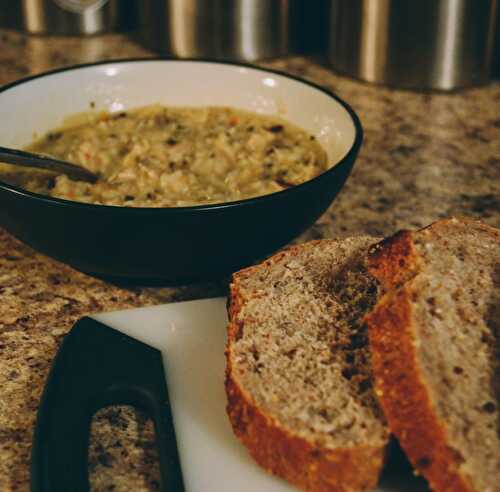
(30, 317), (184, 492)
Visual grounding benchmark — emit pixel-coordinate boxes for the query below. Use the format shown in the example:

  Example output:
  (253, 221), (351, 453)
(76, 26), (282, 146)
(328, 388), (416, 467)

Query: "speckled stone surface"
(0, 28), (499, 491)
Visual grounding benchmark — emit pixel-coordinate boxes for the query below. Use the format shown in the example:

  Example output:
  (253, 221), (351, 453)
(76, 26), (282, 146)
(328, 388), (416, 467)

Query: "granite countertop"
(0, 28), (499, 491)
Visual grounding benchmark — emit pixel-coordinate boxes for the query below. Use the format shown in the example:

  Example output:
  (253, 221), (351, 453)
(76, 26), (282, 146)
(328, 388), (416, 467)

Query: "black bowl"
(0, 59), (362, 284)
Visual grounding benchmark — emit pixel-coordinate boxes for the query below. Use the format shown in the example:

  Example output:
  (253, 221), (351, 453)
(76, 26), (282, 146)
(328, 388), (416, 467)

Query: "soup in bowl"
(0, 59), (362, 284)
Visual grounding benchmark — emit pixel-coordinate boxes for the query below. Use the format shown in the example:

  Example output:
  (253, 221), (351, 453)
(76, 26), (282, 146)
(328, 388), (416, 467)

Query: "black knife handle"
(31, 317), (184, 492)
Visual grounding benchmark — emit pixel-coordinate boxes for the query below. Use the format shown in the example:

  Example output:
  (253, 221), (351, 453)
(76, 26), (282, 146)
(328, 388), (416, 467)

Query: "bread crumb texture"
(226, 237), (389, 492)
(367, 217), (500, 492)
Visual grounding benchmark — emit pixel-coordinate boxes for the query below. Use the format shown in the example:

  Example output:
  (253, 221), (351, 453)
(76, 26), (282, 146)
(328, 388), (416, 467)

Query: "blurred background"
(0, 0), (499, 90)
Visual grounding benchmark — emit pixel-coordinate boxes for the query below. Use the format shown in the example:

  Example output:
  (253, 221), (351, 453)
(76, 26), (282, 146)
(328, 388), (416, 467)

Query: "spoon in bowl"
(0, 146), (99, 183)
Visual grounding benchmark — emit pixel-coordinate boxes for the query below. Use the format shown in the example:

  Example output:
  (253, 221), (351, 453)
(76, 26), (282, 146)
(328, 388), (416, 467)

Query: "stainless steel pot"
(19, 0), (119, 35)
(328, 0), (498, 90)
(136, 0), (300, 61)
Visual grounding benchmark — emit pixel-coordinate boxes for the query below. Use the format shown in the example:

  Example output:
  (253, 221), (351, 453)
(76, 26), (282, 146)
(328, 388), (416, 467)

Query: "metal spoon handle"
(0, 146), (98, 183)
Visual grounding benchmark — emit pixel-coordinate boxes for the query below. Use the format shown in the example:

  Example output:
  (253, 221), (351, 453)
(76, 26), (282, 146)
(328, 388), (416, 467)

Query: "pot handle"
(30, 317), (184, 492)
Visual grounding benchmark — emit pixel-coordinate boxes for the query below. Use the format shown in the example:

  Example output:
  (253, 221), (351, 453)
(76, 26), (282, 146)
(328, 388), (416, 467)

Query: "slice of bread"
(225, 238), (390, 492)
(366, 217), (500, 492)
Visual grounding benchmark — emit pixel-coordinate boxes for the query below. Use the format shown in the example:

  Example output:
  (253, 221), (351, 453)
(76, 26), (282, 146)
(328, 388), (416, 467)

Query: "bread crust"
(368, 217), (500, 293)
(366, 218), (498, 492)
(225, 240), (387, 492)
(225, 372), (386, 492)
(366, 231), (420, 291)
(366, 288), (473, 492)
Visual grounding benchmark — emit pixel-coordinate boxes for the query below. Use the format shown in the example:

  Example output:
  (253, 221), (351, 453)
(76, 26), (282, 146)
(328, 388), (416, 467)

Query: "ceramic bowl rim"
(0, 57), (363, 213)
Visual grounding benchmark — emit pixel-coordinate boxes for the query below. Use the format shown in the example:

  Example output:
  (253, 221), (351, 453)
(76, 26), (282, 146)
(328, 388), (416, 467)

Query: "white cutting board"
(93, 298), (428, 492)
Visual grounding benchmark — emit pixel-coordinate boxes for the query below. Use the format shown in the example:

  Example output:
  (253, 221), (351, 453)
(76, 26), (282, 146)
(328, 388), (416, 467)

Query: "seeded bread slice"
(366, 218), (500, 492)
(225, 238), (390, 492)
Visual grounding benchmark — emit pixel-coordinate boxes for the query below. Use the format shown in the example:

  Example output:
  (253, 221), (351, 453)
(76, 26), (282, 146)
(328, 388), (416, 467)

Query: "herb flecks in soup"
(1, 105), (328, 207)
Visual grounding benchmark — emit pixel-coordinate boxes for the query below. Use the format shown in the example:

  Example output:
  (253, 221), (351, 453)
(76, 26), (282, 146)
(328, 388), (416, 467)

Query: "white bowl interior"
(0, 60), (356, 166)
